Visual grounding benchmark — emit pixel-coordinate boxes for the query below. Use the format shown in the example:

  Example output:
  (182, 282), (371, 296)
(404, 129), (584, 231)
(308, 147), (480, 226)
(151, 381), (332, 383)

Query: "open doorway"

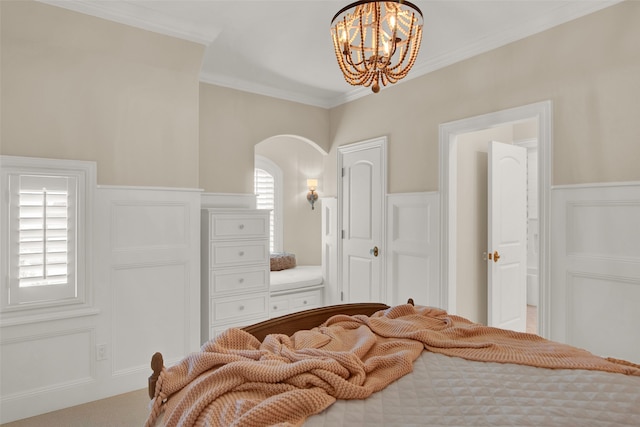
(439, 101), (552, 338)
(456, 127), (538, 333)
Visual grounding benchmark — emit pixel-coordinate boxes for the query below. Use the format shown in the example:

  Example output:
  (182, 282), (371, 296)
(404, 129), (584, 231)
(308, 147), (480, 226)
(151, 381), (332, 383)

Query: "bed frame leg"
(149, 352), (164, 399)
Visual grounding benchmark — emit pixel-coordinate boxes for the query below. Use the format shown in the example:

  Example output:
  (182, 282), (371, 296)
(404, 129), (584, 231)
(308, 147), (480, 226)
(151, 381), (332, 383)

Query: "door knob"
(487, 250), (500, 263)
(370, 246), (379, 257)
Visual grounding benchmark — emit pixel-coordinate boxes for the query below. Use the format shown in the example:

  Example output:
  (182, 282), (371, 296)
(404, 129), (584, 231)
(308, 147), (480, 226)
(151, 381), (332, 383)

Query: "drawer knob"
(239, 278), (244, 284)
(273, 305), (278, 310)
(303, 300), (308, 305)
(239, 251), (245, 256)
(239, 305), (245, 311)
(239, 224), (245, 230)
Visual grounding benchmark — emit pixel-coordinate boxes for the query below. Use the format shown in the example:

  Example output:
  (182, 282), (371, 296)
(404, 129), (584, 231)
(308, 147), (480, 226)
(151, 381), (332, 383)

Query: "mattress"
(270, 265), (323, 292)
(305, 350), (640, 426)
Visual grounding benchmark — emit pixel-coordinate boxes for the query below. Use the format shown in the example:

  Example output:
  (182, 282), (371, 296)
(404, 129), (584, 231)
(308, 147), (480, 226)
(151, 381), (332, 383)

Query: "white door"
(488, 141), (527, 331)
(339, 138), (386, 303)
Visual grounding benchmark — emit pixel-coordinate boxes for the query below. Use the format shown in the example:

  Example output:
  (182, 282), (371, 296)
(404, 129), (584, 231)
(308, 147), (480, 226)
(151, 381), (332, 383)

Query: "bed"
(146, 300), (640, 427)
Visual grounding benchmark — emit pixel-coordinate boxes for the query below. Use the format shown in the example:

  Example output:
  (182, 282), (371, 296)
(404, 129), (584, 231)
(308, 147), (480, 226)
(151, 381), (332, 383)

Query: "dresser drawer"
(269, 288), (323, 318)
(291, 289), (323, 311)
(212, 294), (268, 323)
(210, 240), (269, 268)
(211, 266), (269, 295)
(269, 296), (291, 317)
(211, 214), (269, 240)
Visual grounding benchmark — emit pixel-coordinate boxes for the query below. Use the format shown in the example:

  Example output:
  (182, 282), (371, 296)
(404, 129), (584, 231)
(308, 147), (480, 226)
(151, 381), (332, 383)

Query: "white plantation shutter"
(17, 175), (72, 288)
(7, 174), (78, 305)
(254, 155), (283, 253)
(255, 168), (275, 252)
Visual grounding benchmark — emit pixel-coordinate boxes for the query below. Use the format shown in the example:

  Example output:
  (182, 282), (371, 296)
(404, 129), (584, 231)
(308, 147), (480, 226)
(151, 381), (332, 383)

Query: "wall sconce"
(306, 179), (319, 210)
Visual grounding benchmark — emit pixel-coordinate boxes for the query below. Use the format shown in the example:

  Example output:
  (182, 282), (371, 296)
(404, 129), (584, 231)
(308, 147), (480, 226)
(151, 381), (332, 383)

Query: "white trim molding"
(439, 101), (553, 338)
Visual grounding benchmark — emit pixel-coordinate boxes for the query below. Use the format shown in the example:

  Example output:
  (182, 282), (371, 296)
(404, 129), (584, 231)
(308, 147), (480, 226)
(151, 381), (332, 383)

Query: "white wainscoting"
(551, 182), (640, 362)
(0, 185), (201, 424)
(95, 186), (201, 390)
(0, 326), (97, 418)
(386, 193), (440, 307)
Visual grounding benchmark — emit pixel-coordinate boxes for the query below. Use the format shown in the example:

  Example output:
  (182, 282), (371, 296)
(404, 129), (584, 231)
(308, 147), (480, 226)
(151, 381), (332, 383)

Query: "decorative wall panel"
(551, 183), (640, 362)
(386, 193), (440, 306)
(111, 263), (190, 375)
(1, 329), (94, 398)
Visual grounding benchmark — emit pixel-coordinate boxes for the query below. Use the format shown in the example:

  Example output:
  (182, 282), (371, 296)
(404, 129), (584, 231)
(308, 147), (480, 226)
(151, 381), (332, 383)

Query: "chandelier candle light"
(330, 0), (423, 93)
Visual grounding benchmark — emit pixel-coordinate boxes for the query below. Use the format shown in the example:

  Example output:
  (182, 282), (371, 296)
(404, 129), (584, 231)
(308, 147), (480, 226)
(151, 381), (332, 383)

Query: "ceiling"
(40, 0), (621, 108)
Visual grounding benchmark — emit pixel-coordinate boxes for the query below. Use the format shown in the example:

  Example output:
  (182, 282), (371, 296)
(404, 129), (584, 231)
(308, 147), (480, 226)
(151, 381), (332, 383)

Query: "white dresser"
(201, 208), (270, 342)
(270, 286), (324, 318)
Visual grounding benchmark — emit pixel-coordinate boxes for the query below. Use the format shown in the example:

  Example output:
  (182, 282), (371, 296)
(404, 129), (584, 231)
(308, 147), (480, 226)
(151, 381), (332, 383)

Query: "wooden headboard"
(242, 302), (390, 341)
(148, 300), (413, 399)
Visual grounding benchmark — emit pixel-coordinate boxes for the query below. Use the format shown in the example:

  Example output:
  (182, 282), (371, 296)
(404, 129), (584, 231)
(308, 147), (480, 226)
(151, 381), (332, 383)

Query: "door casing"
(337, 136), (387, 304)
(439, 101), (552, 338)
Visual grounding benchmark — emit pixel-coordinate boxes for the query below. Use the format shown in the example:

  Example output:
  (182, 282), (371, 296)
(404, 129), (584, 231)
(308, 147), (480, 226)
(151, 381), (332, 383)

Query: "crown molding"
(38, 0), (220, 45)
(199, 72), (338, 109)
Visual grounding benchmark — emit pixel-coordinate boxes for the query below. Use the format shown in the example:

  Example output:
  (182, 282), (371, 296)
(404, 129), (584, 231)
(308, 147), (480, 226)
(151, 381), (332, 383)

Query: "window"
(254, 156), (282, 253)
(1, 156), (95, 315)
(255, 168), (275, 251)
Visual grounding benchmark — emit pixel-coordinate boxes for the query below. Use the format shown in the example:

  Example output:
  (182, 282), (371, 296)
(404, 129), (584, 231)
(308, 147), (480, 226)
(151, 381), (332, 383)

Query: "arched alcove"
(254, 134), (327, 265)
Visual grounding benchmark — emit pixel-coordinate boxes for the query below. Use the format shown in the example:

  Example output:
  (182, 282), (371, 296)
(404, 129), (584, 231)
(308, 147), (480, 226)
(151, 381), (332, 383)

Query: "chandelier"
(330, 0), (423, 93)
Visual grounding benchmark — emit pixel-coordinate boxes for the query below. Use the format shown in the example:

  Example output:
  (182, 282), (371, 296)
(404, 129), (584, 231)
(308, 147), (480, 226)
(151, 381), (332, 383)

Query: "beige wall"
(199, 84), (330, 193)
(4, 1), (637, 192)
(327, 1), (640, 196)
(255, 136), (325, 265)
(0, 1), (204, 187)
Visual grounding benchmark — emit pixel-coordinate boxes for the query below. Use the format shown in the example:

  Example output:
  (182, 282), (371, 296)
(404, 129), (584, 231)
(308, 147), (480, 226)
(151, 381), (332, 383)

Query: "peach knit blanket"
(146, 304), (640, 427)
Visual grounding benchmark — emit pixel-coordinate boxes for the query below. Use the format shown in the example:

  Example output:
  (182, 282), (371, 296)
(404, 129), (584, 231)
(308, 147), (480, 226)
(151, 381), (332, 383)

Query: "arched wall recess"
(254, 134), (327, 266)
(256, 134), (328, 155)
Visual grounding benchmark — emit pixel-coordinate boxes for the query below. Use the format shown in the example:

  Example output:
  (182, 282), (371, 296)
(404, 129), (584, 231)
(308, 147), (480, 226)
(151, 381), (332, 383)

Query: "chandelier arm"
(387, 6), (399, 60)
(387, 30), (421, 78)
(340, 56), (376, 85)
(385, 19), (419, 75)
(333, 12), (374, 83)
(389, 13), (416, 72)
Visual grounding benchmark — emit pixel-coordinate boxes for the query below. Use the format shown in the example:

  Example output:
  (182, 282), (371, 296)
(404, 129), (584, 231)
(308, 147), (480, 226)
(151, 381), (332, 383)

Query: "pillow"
(270, 252), (296, 271)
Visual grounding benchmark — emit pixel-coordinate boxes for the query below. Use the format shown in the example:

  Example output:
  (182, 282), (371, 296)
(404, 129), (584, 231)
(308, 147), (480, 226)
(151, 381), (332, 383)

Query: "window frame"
(254, 155), (283, 253)
(1, 156), (95, 321)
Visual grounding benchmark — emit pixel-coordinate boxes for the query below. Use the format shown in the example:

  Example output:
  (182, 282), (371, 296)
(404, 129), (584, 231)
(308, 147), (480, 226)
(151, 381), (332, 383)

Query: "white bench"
(270, 265), (323, 293)
(269, 266), (324, 317)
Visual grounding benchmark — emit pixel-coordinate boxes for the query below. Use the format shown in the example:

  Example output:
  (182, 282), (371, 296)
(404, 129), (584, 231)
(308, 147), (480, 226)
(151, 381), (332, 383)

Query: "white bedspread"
(305, 350), (640, 426)
(270, 265), (323, 293)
